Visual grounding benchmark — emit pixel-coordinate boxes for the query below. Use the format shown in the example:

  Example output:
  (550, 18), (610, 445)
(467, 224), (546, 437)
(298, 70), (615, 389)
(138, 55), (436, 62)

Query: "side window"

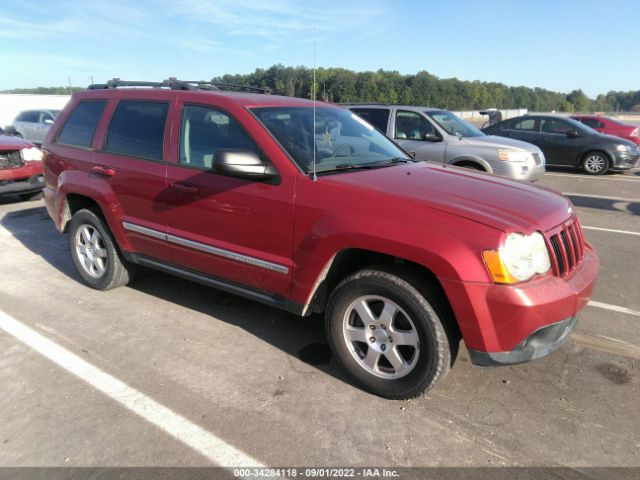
(350, 108), (390, 132)
(40, 112), (54, 124)
(19, 111), (39, 123)
(105, 101), (169, 161)
(179, 105), (260, 169)
(580, 118), (597, 128)
(395, 111), (436, 140)
(57, 101), (106, 148)
(541, 119), (572, 134)
(510, 118), (536, 131)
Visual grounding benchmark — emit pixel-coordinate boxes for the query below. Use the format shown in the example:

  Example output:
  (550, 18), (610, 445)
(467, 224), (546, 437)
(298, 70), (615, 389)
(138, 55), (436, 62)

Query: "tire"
(18, 191), (43, 201)
(581, 152), (609, 175)
(68, 209), (135, 290)
(326, 266), (457, 399)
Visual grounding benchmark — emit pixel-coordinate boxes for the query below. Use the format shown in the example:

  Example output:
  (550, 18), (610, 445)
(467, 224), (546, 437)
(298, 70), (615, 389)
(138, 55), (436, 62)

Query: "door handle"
(171, 182), (199, 195)
(91, 165), (116, 177)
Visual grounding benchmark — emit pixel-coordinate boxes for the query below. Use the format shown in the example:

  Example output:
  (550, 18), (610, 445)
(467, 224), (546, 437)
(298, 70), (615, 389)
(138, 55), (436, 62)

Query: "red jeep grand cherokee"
(42, 79), (599, 399)
(0, 133), (45, 201)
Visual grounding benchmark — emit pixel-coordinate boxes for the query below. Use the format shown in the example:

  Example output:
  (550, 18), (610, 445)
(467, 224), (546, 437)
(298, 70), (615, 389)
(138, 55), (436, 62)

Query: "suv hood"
(0, 136), (34, 150)
(461, 135), (540, 152)
(326, 162), (571, 232)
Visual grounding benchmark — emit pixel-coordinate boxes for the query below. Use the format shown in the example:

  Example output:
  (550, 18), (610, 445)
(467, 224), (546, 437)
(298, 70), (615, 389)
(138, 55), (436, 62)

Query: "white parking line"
(588, 301), (640, 317)
(0, 310), (264, 469)
(582, 226), (640, 236)
(546, 173), (640, 182)
(563, 192), (640, 203)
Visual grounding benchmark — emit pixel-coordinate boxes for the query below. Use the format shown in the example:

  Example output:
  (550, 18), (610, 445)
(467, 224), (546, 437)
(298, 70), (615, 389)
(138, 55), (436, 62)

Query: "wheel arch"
(449, 156), (491, 172)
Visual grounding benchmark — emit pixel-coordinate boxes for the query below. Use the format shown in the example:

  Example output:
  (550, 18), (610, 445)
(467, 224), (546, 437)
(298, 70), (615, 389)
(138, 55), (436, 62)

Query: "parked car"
(347, 105), (545, 181)
(483, 115), (640, 175)
(571, 115), (640, 146)
(0, 132), (44, 201)
(347, 105), (545, 182)
(11, 109), (61, 145)
(42, 79), (599, 399)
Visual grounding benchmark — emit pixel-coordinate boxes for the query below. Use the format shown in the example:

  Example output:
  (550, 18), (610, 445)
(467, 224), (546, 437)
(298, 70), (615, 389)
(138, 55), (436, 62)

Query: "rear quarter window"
(104, 101), (169, 161)
(57, 101), (107, 148)
(350, 108), (390, 133)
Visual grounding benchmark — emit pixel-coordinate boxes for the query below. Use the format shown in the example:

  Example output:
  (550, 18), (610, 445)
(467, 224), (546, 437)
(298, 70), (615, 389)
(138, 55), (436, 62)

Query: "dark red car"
(571, 115), (640, 146)
(0, 132), (45, 201)
(42, 79), (599, 399)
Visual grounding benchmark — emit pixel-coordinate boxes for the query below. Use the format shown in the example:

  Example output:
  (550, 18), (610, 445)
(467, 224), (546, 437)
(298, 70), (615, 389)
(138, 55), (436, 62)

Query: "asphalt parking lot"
(0, 167), (639, 474)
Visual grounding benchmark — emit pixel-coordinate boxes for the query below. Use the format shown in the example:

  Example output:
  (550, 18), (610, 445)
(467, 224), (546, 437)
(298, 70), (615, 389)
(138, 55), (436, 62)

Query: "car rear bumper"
(440, 245), (599, 364)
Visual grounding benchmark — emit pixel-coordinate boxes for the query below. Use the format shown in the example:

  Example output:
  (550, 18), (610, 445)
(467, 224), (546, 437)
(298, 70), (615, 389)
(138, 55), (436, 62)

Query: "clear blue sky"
(1, 0), (639, 97)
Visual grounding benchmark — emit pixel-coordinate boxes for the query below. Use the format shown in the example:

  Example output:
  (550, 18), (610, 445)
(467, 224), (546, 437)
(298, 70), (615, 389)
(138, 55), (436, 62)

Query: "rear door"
(349, 108), (391, 134)
(164, 102), (295, 297)
(92, 98), (173, 261)
(496, 117), (542, 148)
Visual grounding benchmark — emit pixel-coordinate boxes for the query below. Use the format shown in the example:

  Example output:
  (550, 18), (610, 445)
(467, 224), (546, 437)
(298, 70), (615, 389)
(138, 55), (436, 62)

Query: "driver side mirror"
(43, 118), (54, 125)
(423, 133), (442, 142)
(566, 129), (580, 138)
(213, 150), (278, 181)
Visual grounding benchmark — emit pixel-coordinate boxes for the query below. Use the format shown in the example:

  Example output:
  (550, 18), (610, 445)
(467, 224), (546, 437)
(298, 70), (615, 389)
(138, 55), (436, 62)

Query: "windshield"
(426, 110), (484, 138)
(251, 106), (411, 174)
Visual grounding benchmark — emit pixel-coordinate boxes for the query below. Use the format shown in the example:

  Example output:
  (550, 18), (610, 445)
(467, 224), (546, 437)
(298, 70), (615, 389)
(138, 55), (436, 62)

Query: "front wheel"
(326, 267), (457, 399)
(68, 209), (135, 290)
(582, 152), (609, 175)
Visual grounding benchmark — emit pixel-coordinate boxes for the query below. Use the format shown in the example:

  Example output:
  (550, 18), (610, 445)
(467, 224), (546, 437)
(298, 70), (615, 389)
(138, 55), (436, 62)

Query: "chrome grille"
(546, 217), (585, 277)
(0, 150), (23, 169)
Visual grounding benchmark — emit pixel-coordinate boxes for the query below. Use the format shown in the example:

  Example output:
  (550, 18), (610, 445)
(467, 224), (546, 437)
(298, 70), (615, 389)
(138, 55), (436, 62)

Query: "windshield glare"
(426, 110), (484, 138)
(251, 106), (410, 173)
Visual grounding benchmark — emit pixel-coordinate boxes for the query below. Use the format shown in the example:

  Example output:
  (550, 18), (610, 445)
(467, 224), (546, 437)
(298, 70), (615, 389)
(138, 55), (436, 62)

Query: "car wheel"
(18, 191), (43, 201)
(582, 152), (609, 175)
(326, 267), (457, 399)
(69, 209), (135, 290)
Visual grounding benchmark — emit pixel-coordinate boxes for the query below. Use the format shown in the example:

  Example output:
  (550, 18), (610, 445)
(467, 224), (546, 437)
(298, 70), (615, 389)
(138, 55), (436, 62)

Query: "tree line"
(4, 65), (640, 112)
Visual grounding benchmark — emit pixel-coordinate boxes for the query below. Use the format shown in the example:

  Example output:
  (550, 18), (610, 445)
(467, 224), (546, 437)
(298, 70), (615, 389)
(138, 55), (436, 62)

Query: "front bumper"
(468, 315), (577, 365)
(440, 246), (599, 364)
(611, 151), (639, 170)
(0, 173), (44, 196)
(497, 160), (545, 182)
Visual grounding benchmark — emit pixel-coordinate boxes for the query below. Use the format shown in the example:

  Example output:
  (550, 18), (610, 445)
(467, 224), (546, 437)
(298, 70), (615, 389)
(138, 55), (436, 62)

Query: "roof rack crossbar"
(87, 78), (271, 94)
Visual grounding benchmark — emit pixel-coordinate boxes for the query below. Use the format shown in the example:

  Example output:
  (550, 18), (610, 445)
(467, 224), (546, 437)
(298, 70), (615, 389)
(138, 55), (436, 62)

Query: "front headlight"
(615, 144), (631, 152)
(20, 146), (43, 161)
(497, 149), (533, 163)
(483, 232), (551, 284)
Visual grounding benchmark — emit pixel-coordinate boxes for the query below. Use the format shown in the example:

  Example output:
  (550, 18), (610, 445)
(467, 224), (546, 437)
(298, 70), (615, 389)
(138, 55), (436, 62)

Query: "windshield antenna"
(312, 30), (317, 182)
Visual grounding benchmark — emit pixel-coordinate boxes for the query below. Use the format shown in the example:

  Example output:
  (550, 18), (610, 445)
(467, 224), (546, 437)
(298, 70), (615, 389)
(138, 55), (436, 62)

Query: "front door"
(393, 110), (446, 162)
(164, 103), (295, 297)
(539, 118), (586, 166)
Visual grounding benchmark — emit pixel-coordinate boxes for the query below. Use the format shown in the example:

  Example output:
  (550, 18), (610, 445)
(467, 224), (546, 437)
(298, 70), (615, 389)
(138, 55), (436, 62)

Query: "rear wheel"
(69, 209), (135, 290)
(582, 152), (609, 175)
(326, 267), (457, 399)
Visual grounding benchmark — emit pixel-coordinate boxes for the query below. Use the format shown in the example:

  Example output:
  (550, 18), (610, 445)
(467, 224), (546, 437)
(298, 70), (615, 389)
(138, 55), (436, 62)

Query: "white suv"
(11, 109), (61, 145)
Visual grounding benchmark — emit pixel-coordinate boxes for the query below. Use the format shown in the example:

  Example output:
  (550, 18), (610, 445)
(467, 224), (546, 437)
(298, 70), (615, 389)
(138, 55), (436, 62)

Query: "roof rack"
(87, 78), (272, 94)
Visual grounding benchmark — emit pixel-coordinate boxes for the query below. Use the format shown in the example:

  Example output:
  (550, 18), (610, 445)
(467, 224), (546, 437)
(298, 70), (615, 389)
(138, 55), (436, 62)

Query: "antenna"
(312, 30), (317, 182)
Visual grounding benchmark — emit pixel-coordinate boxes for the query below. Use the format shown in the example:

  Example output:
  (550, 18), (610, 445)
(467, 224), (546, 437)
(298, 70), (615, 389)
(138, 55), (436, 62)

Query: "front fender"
(447, 156), (493, 173)
(289, 212), (499, 306)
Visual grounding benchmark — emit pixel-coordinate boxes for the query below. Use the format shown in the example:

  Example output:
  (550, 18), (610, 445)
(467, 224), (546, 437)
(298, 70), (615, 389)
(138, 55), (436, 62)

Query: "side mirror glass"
(43, 119), (54, 125)
(566, 129), (580, 138)
(423, 133), (442, 142)
(213, 149), (278, 181)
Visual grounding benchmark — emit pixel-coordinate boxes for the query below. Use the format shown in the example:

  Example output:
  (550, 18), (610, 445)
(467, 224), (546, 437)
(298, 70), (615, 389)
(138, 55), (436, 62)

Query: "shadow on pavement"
(1, 202), (354, 389)
(566, 194), (640, 215)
